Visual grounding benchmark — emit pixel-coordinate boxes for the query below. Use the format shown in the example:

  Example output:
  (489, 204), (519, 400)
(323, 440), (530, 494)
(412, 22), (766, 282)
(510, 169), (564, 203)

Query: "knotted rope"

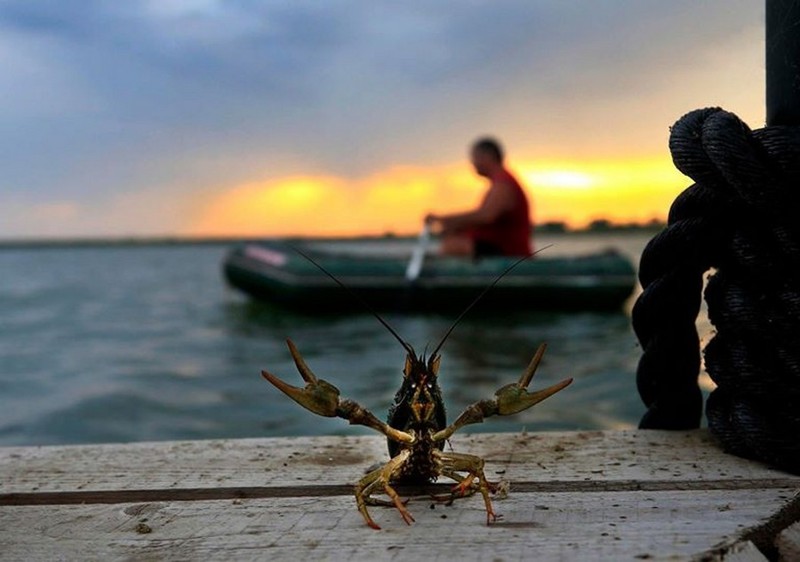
(632, 107), (800, 473)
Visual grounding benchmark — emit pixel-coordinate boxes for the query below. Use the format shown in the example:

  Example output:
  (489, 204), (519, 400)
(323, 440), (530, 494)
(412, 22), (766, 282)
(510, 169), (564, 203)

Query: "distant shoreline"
(0, 222), (664, 250)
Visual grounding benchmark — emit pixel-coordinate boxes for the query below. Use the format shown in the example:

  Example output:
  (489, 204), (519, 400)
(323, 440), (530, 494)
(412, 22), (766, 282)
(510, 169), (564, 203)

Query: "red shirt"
(470, 169), (532, 256)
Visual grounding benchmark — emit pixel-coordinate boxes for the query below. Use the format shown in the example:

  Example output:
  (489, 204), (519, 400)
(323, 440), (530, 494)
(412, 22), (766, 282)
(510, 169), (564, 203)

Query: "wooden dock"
(1, 430), (799, 561)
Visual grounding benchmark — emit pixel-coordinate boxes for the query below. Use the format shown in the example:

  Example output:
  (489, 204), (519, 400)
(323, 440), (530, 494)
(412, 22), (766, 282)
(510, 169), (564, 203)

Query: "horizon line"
(0, 220), (666, 250)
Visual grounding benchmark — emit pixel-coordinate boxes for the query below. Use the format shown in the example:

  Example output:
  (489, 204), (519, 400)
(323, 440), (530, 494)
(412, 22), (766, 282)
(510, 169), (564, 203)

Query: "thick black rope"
(633, 107), (800, 473)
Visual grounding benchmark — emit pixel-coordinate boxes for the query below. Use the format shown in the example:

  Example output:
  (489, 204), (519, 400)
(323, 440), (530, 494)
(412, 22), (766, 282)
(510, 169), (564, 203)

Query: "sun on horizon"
(187, 154), (689, 238)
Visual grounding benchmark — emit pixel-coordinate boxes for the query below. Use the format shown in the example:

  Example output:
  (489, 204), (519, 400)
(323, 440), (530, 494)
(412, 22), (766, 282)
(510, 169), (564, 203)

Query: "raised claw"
(432, 342), (572, 442)
(261, 338), (341, 417)
(494, 343), (572, 415)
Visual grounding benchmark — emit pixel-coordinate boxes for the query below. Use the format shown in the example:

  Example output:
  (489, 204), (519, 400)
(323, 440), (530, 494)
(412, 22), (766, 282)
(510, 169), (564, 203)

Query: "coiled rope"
(632, 107), (800, 473)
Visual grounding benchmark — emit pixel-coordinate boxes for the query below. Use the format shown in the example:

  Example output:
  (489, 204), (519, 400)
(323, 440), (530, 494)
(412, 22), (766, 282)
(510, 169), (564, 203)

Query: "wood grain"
(1, 430), (797, 561)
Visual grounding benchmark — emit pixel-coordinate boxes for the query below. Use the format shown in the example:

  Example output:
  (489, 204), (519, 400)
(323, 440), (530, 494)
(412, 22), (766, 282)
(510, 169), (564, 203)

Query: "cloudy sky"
(0, 1), (764, 238)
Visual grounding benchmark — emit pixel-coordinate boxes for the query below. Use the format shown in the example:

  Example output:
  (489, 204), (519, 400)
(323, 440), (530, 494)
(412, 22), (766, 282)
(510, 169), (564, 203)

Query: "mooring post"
(766, 0), (800, 126)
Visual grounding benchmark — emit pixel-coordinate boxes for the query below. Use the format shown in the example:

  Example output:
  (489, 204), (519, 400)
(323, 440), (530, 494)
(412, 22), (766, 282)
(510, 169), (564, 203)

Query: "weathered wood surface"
(1, 430), (798, 561)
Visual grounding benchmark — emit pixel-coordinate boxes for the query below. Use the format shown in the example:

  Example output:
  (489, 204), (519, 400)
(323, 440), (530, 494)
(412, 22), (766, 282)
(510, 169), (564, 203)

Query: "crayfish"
(261, 252), (572, 529)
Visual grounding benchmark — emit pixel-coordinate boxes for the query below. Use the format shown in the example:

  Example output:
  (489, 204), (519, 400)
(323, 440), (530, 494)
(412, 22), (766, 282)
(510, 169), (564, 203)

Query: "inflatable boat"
(222, 241), (636, 313)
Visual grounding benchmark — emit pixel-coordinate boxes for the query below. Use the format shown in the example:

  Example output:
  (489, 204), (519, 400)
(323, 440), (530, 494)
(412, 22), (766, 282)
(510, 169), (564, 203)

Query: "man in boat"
(425, 137), (532, 257)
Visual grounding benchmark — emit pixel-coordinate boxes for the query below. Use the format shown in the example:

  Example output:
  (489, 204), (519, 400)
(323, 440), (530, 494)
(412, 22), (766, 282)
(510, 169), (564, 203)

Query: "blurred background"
(0, 1), (760, 445)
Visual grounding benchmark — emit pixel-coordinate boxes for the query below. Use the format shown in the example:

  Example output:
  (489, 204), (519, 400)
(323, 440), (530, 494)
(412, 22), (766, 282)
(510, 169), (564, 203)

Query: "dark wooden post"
(766, 0), (800, 126)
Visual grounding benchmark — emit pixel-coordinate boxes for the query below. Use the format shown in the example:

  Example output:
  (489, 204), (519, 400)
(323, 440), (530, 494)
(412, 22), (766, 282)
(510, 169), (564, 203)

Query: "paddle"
(405, 223), (431, 282)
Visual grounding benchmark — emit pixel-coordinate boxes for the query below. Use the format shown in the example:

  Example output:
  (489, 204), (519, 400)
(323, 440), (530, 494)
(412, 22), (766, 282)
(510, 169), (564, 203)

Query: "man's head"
(470, 137), (504, 177)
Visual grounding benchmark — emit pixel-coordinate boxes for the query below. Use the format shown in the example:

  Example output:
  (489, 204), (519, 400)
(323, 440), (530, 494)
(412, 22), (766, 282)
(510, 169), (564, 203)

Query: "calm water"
(0, 233), (699, 446)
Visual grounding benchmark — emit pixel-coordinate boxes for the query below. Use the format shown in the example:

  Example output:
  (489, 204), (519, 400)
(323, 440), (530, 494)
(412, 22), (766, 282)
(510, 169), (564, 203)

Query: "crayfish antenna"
(292, 246), (415, 356)
(431, 245), (552, 358)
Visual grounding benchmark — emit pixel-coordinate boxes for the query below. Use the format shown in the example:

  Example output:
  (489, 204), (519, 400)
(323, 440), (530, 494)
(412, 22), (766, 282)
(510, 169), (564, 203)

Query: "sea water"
(0, 233), (712, 446)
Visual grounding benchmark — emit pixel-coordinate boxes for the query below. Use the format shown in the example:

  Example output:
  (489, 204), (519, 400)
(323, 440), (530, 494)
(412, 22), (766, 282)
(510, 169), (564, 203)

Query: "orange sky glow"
(188, 155), (689, 238)
(0, 3), (764, 240)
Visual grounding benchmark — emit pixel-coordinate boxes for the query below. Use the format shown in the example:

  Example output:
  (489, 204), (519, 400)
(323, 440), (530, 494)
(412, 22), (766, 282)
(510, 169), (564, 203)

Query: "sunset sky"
(1, 1), (765, 239)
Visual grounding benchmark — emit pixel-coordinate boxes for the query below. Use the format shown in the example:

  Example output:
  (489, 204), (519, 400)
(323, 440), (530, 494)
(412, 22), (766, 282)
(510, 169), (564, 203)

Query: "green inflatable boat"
(222, 242), (636, 313)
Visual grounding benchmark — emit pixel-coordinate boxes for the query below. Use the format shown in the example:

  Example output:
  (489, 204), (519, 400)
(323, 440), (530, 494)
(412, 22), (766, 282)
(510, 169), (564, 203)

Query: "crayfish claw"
(518, 342), (547, 388)
(286, 338), (319, 384)
(261, 342), (342, 417)
(494, 376), (573, 416)
(492, 343), (573, 415)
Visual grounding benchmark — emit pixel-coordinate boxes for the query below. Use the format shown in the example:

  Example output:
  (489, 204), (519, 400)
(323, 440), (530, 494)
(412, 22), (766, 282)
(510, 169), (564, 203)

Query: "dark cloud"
(0, 1), (763, 236)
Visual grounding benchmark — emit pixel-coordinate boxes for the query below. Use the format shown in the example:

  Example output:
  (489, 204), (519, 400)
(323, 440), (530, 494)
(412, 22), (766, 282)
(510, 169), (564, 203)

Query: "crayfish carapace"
(261, 250), (573, 529)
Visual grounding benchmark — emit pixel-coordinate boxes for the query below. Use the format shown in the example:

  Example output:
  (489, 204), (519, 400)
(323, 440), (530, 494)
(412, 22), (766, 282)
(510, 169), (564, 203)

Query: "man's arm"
(429, 182), (517, 233)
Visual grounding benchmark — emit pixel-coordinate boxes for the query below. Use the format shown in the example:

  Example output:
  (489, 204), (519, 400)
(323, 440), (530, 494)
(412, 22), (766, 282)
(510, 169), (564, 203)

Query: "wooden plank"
(2, 430), (797, 498)
(0, 435), (387, 496)
(0, 488), (790, 561)
(2, 430), (796, 560)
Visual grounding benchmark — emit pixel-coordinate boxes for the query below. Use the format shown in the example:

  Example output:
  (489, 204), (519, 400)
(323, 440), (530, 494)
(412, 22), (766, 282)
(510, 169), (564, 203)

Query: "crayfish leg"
(434, 450), (498, 525)
(427, 469), (478, 506)
(354, 449), (413, 530)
